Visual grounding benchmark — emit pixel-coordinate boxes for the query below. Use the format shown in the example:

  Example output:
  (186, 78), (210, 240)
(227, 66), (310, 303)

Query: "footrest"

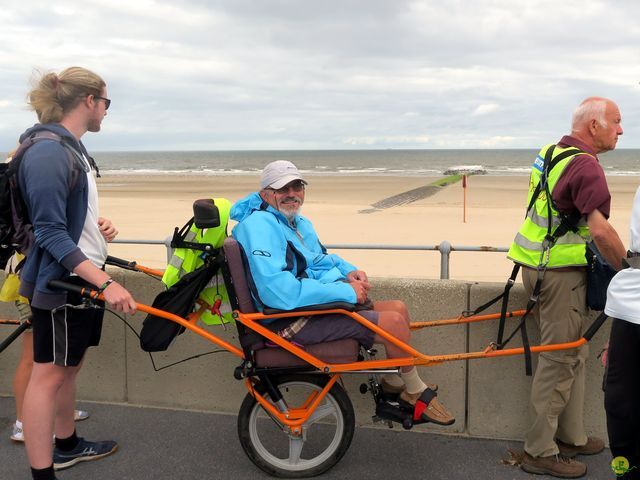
(375, 401), (414, 430)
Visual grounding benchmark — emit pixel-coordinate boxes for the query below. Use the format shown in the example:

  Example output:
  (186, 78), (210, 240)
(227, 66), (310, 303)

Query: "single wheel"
(237, 374), (355, 477)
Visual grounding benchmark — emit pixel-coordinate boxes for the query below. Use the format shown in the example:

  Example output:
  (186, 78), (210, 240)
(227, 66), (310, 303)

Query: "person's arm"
(22, 143), (87, 265)
(73, 260), (136, 312)
(324, 253), (358, 276)
(587, 208), (626, 270)
(233, 214), (357, 310)
(554, 157), (625, 269)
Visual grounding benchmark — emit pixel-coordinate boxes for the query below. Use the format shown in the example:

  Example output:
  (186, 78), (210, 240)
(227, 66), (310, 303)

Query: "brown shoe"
(520, 453), (586, 478)
(399, 389), (454, 426)
(557, 437), (605, 458)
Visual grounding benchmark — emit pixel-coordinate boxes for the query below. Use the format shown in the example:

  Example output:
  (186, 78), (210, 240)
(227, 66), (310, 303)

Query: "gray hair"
(571, 97), (608, 130)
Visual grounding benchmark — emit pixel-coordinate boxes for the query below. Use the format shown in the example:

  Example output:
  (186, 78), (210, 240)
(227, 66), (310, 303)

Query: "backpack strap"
(12, 131), (87, 191)
(525, 146), (583, 217)
(5, 131), (92, 262)
(12, 131), (62, 157)
(495, 263), (520, 348)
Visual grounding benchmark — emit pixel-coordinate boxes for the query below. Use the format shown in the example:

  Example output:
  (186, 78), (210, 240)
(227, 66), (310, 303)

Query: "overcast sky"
(1, 0), (639, 151)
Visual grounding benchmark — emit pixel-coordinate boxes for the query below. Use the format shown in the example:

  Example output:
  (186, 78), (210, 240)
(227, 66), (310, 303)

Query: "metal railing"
(111, 239), (509, 280)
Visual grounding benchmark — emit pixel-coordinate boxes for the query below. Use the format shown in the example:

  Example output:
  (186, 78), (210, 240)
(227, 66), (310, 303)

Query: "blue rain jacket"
(231, 192), (357, 313)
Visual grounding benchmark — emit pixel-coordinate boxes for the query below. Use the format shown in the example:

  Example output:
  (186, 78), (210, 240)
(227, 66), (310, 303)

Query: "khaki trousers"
(522, 267), (589, 458)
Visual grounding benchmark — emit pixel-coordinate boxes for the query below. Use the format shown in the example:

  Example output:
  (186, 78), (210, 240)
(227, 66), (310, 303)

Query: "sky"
(1, 0), (639, 151)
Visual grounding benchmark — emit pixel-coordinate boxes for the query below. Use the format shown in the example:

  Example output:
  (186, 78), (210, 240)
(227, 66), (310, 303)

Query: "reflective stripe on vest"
(161, 198), (235, 325)
(165, 230), (199, 281)
(507, 144), (592, 268)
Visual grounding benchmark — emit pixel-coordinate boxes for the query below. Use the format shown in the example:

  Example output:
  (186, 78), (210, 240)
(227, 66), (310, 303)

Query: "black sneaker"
(53, 437), (118, 470)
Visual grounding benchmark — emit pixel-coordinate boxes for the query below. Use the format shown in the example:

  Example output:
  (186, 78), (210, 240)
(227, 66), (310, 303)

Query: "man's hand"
(98, 217), (118, 242)
(349, 279), (369, 304)
(102, 281), (137, 314)
(73, 260), (136, 313)
(347, 270), (370, 287)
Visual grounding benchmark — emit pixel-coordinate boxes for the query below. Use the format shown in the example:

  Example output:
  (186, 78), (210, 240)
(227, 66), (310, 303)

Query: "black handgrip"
(48, 280), (90, 297)
(583, 311), (609, 341)
(106, 255), (136, 268)
(0, 322), (30, 355)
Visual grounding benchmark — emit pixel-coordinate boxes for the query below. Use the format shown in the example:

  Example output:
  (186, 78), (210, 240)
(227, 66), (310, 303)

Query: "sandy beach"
(98, 174), (640, 283)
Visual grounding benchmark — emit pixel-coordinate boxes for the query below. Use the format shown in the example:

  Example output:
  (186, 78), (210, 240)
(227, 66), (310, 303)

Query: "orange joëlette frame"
(74, 281), (588, 432)
(0, 319), (21, 325)
(134, 265), (165, 278)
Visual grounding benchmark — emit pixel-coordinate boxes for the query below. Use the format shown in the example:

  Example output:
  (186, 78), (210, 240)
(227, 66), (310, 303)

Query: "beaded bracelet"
(98, 278), (114, 294)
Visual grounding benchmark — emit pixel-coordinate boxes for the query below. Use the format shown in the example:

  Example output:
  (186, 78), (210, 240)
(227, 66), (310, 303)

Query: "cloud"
(472, 104), (500, 116)
(1, 0), (640, 150)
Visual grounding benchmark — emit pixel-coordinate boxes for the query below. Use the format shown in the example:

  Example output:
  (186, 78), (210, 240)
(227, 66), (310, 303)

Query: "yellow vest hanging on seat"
(162, 198), (234, 325)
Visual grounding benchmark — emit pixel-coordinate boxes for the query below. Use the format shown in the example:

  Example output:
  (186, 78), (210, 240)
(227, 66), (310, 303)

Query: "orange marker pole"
(462, 174), (467, 223)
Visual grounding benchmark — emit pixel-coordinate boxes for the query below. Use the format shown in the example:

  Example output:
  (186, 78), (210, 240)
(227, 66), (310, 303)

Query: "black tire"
(237, 374), (355, 478)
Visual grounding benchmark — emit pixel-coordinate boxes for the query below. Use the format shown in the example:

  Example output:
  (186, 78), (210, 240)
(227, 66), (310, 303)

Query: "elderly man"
(508, 97), (626, 478)
(230, 160), (454, 426)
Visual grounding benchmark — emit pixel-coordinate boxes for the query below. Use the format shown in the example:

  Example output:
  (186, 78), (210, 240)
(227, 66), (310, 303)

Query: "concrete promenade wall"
(0, 270), (610, 442)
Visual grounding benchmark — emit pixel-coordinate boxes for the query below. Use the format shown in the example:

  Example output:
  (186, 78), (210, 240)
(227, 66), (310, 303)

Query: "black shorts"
(31, 277), (104, 366)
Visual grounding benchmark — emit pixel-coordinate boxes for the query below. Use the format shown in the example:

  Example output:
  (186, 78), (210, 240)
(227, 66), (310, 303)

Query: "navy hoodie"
(17, 123), (90, 309)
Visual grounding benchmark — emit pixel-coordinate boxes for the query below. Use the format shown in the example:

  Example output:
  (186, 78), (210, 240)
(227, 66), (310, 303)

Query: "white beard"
(279, 205), (301, 224)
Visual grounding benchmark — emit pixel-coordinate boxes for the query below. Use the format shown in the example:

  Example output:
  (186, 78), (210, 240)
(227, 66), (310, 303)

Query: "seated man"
(230, 160), (454, 426)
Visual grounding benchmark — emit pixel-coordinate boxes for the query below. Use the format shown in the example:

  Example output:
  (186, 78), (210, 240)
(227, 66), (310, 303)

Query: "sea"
(9, 149), (640, 177)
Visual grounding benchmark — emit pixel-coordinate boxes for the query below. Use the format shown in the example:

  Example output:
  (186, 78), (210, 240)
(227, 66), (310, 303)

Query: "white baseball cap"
(260, 160), (308, 190)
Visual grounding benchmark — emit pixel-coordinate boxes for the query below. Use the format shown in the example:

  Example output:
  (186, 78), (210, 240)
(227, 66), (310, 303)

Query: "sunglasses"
(268, 180), (306, 195)
(93, 95), (111, 110)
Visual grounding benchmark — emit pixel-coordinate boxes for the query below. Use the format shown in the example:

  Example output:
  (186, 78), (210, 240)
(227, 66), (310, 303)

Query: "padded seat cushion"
(254, 339), (359, 368)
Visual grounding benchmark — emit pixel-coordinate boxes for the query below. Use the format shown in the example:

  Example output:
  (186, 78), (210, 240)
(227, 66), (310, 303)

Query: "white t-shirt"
(604, 186), (640, 324)
(76, 153), (108, 268)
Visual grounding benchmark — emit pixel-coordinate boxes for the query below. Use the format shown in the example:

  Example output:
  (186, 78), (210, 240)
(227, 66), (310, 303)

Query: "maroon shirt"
(552, 135), (611, 219)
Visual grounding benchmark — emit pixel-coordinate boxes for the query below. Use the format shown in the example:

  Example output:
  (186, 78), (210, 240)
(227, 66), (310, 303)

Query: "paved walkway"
(1, 396), (613, 479)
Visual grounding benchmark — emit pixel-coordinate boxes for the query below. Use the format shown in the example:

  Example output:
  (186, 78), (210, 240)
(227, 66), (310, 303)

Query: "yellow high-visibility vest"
(507, 144), (592, 268)
(162, 198), (234, 325)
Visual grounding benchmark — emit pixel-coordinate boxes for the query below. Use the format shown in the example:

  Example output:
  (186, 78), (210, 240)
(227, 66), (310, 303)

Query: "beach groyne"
(0, 270), (609, 444)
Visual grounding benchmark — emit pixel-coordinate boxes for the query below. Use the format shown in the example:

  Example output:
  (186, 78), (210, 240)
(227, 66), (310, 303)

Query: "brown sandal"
(399, 388), (455, 426)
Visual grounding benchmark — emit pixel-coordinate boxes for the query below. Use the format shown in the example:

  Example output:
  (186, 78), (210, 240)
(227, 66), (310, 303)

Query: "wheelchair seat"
(223, 237), (360, 368)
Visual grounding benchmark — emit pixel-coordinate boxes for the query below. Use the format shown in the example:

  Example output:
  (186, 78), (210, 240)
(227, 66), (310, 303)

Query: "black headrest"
(193, 199), (220, 229)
